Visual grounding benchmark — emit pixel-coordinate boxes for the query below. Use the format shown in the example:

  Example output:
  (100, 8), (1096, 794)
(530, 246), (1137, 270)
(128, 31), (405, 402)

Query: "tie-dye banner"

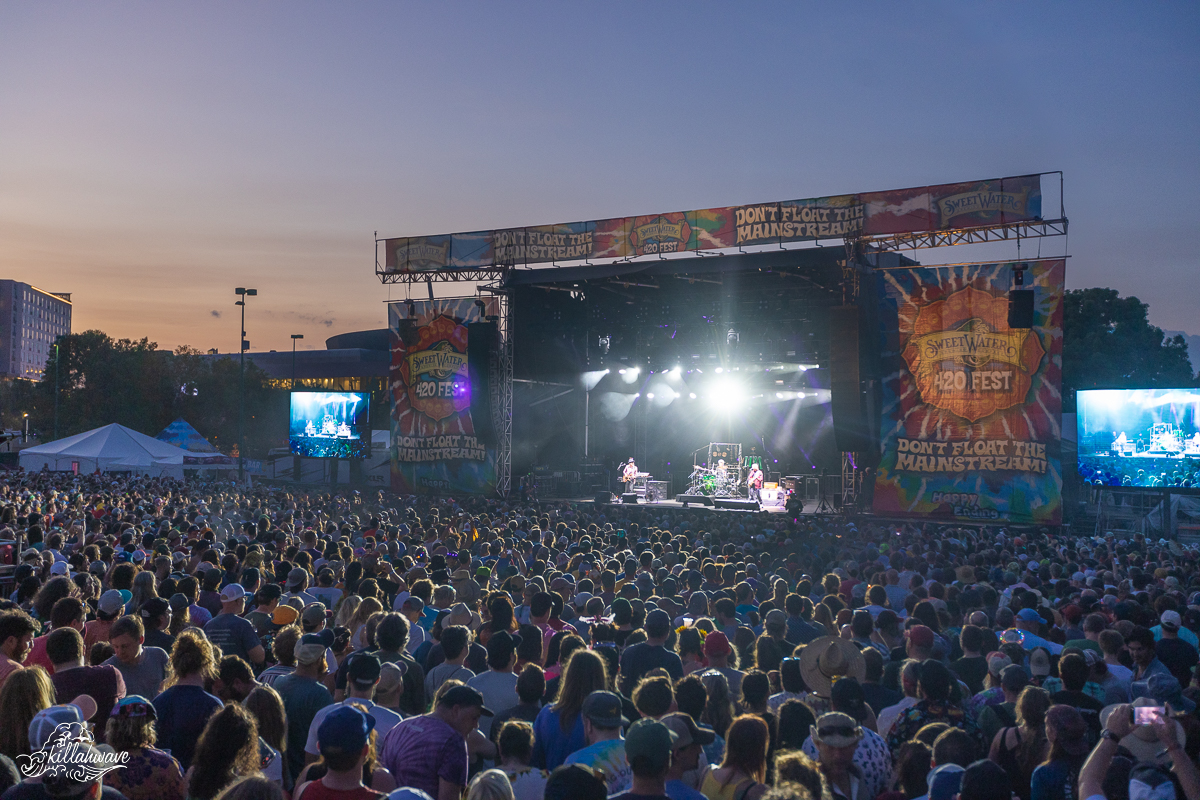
(389, 298), (499, 495)
(381, 175), (1043, 273)
(872, 259), (1064, 525)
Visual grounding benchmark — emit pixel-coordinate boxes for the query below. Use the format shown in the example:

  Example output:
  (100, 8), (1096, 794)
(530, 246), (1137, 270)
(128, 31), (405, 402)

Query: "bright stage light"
(620, 366), (640, 384)
(715, 367), (723, 374)
(689, 393), (696, 399)
(647, 393), (655, 399)
(709, 378), (745, 410)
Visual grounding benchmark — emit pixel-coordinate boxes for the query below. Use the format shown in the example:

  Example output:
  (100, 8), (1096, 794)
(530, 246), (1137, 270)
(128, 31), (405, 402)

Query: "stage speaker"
(593, 492), (614, 504)
(621, 492), (639, 504)
(467, 321), (498, 446)
(1008, 290), (1035, 329)
(712, 498), (761, 511)
(676, 494), (714, 507)
(829, 305), (871, 453)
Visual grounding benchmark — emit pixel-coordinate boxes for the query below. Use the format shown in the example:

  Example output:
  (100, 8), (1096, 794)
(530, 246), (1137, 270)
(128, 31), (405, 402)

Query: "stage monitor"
(1076, 389), (1200, 488)
(289, 391), (371, 458)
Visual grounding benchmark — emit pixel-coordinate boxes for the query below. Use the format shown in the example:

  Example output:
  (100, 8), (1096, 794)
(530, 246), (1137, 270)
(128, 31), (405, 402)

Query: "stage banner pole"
(388, 298), (500, 495)
(871, 259), (1064, 524)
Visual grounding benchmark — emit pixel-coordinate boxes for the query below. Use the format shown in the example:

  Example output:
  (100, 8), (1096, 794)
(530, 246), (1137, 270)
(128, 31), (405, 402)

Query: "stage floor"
(563, 496), (792, 513)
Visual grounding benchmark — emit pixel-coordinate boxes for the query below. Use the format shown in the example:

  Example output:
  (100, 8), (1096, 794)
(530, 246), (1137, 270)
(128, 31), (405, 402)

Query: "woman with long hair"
(32, 575), (77, 623)
(129, 570), (158, 615)
(1030, 705), (1090, 800)
(700, 715), (769, 800)
(0, 666), (55, 760)
(102, 696), (188, 800)
(989, 685), (1051, 800)
(334, 595), (362, 629)
(733, 627), (757, 671)
(186, 704), (262, 800)
(775, 698), (816, 753)
(530, 649), (608, 770)
(348, 597), (383, 650)
(153, 628), (223, 771)
(213, 776), (284, 800)
(701, 670), (736, 739)
(243, 685), (291, 795)
(678, 628), (707, 675)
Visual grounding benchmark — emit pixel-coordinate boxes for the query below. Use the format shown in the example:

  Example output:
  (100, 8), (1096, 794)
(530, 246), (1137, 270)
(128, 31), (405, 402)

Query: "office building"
(0, 282), (72, 380)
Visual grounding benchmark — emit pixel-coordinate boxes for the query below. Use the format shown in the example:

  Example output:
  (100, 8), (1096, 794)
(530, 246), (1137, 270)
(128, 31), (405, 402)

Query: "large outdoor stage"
(376, 172), (1069, 526)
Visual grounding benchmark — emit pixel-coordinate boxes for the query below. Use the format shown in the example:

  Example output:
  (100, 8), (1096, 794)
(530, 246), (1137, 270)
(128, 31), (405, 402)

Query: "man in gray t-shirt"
(204, 584), (265, 666)
(104, 615), (169, 699)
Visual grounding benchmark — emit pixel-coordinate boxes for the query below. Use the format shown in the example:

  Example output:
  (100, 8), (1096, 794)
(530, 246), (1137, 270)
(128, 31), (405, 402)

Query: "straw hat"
(799, 636), (866, 697)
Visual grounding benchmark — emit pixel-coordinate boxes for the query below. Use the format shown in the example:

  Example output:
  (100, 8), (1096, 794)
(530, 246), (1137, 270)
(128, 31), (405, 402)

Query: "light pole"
(291, 335), (304, 390)
(53, 343), (60, 441)
(235, 287), (257, 481)
(23, 413), (29, 444)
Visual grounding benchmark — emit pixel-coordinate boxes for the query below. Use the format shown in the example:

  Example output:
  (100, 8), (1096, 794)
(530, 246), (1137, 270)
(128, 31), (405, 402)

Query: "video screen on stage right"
(1077, 389), (1200, 488)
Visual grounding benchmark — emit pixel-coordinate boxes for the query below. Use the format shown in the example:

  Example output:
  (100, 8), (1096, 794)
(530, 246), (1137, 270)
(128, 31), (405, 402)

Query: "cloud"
(210, 310), (221, 318)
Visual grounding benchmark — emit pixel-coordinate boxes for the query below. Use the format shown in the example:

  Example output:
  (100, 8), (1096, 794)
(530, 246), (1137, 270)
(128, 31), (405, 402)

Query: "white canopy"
(20, 423), (189, 478)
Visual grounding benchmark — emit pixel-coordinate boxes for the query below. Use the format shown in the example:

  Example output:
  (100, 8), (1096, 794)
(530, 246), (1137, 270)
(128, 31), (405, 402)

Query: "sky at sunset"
(1, 3), (1197, 353)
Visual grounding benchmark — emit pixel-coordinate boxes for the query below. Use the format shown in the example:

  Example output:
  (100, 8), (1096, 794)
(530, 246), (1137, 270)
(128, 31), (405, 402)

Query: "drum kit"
(687, 442), (749, 498)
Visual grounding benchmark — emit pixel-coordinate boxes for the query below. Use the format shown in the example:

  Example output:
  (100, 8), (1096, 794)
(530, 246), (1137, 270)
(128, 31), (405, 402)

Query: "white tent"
(20, 424), (189, 478)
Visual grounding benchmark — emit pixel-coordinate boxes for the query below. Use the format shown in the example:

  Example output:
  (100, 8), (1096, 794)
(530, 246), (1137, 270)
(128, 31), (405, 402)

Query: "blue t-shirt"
(666, 779), (708, 800)
(152, 684), (224, 770)
(531, 706), (585, 771)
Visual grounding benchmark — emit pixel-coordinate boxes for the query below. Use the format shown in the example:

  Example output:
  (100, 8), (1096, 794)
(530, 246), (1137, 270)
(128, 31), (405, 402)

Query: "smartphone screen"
(1134, 706), (1165, 725)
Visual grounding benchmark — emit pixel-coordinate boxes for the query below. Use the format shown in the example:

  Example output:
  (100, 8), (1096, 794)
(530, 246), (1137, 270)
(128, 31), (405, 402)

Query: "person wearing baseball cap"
(203, 582), (264, 667)
(276, 633), (336, 780)
(700, 631), (744, 700)
(661, 713), (715, 800)
(305, 652), (402, 762)
(1153, 610), (1199, 688)
(811, 712), (864, 800)
(308, 705), (379, 798)
(618, 608), (683, 695)
(1011, 607), (1063, 654)
(611, 718), (677, 800)
(563, 691), (632, 795)
(379, 684), (492, 799)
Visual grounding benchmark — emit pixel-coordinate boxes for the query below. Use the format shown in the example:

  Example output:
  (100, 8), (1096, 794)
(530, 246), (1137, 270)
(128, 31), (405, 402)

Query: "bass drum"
(700, 473), (717, 495)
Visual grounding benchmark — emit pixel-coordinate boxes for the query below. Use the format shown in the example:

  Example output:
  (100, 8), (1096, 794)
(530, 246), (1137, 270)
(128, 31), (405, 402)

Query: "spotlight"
(598, 335), (611, 355)
(647, 393), (655, 399)
(727, 328), (739, 346)
(709, 378), (745, 410)
(715, 367), (724, 374)
(689, 393), (696, 399)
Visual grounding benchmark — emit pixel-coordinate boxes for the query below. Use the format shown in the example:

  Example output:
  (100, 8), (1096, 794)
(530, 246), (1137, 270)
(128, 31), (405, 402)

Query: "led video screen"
(1077, 389), (1200, 488)
(289, 392), (370, 458)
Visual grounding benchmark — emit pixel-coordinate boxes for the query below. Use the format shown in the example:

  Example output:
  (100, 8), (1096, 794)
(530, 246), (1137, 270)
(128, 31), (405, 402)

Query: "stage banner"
(380, 174), (1042, 274)
(388, 298), (500, 495)
(872, 259), (1064, 524)
(861, 175), (1042, 235)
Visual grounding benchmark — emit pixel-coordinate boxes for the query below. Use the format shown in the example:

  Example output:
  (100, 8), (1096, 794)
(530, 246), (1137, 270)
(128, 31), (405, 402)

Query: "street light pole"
(291, 334), (304, 390)
(23, 413), (28, 444)
(53, 343), (59, 441)
(235, 287), (257, 482)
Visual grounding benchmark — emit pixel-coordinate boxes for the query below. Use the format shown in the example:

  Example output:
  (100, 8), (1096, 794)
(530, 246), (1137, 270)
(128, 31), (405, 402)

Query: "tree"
(1062, 288), (1196, 411)
(27, 331), (288, 457)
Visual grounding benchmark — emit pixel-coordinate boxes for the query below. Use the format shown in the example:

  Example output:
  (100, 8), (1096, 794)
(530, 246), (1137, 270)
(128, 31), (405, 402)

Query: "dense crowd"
(1078, 456), (1200, 489)
(0, 472), (1196, 800)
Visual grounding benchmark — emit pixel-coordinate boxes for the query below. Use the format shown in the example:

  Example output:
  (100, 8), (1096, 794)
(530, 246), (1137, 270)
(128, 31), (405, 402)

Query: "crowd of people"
(0, 472), (1195, 800)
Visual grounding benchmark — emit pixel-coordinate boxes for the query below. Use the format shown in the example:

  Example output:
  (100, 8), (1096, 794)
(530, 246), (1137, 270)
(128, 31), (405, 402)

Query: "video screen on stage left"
(1077, 389), (1200, 488)
(289, 392), (370, 458)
